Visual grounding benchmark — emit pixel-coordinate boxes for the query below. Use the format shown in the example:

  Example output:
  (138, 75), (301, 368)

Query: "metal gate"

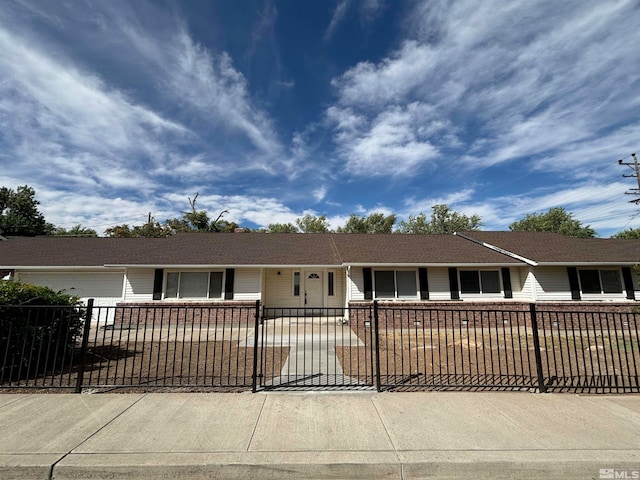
(256, 307), (376, 390)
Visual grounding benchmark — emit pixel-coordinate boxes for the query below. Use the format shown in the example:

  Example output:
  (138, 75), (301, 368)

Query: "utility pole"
(619, 153), (640, 204)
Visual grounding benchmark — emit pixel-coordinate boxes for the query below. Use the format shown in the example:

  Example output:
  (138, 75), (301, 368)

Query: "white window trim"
(577, 268), (624, 296)
(458, 269), (503, 297)
(373, 269), (419, 300)
(327, 270), (336, 297)
(292, 271), (301, 297)
(164, 269), (226, 300)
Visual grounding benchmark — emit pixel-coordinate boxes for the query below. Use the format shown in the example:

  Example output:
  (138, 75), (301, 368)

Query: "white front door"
(303, 270), (323, 307)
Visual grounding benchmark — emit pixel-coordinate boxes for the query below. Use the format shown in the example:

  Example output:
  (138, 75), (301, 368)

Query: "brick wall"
(113, 301), (258, 327)
(348, 301), (639, 330)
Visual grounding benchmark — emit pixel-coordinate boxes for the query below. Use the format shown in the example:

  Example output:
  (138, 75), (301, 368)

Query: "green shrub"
(0, 281), (85, 382)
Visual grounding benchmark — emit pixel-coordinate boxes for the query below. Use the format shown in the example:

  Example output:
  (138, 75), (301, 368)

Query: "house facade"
(1, 232), (639, 313)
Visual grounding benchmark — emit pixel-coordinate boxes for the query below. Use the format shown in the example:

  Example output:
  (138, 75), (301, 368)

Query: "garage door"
(17, 272), (124, 307)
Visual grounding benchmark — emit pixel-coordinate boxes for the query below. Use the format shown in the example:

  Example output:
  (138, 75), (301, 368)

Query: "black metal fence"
(1, 300), (638, 393)
(258, 306), (374, 389)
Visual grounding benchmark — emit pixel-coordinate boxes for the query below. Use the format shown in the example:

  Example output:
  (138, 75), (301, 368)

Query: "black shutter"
(152, 269), (164, 300)
(622, 267), (636, 300)
(567, 267), (581, 300)
(448, 267), (460, 300)
(363, 267), (373, 300)
(224, 268), (235, 300)
(501, 267), (513, 299)
(418, 267), (429, 300)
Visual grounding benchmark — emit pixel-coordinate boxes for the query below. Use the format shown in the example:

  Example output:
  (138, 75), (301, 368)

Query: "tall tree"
(52, 225), (98, 237)
(0, 185), (52, 236)
(169, 193), (232, 233)
(396, 205), (482, 234)
(296, 214), (331, 233)
(105, 194), (238, 237)
(509, 207), (596, 238)
(336, 212), (397, 233)
(611, 228), (640, 239)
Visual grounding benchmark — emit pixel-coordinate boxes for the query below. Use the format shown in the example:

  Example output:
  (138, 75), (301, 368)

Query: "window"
(459, 270), (501, 294)
(579, 269), (622, 294)
(293, 271), (300, 296)
(164, 271), (224, 299)
(328, 271), (335, 296)
(374, 270), (417, 299)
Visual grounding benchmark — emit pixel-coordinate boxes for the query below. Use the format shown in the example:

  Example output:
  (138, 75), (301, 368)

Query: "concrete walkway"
(258, 318), (366, 387)
(0, 391), (639, 479)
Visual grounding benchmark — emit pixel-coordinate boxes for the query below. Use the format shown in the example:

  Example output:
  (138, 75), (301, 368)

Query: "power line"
(612, 211), (640, 235)
(618, 152), (640, 203)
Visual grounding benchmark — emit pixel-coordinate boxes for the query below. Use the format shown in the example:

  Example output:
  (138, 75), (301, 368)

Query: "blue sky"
(1, 0), (640, 236)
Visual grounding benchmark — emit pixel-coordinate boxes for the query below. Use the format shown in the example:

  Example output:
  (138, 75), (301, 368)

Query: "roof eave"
(454, 232), (538, 266)
(343, 262), (524, 267)
(537, 262), (640, 266)
(104, 264), (343, 269)
(6, 266), (125, 271)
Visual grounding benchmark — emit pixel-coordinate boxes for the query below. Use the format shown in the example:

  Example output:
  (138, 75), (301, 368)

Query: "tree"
(0, 185), (52, 236)
(266, 223), (299, 233)
(296, 214), (331, 233)
(612, 228), (640, 239)
(104, 194), (239, 237)
(396, 204), (482, 234)
(52, 225), (98, 237)
(1, 281), (84, 380)
(509, 207), (596, 238)
(336, 212), (397, 233)
(168, 193), (232, 233)
(104, 218), (173, 238)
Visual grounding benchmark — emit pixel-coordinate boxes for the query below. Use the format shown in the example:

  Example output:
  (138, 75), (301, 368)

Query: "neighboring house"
(0, 232), (638, 311)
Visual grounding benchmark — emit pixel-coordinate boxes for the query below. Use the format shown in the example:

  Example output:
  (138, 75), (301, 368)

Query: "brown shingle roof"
(3, 232), (638, 268)
(331, 234), (521, 264)
(458, 231), (640, 264)
(0, 233), (342, 267)
(0, 233), (522, 267)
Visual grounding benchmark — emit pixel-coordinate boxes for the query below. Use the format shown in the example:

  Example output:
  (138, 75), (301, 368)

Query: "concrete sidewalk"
(0, 391), (639, 479)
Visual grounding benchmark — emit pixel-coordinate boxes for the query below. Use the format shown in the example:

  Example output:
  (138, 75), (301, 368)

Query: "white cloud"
(324, 0), (385, 42)
(411, 181), (637, 236)
(328, 0), (640, 180)
(324, 0), (350, 42)
(0, 27), (191, 194)
(328, 102), (442, 175)
(0, 0), (301, 224)
(313, 186), (327, 203)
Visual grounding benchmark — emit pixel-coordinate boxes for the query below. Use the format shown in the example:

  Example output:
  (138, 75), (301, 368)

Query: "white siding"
(17, 271), (124, 307)
(513, 267), (535, 301)
(507, 267), (522, 298)
(428, 267), (451, 300)
(264, 268), (299, 307)
(124, 268), (154, 301)
(263, 268), (344, 308)
(327, 269), (345, 308)
(533, 267), (572, 301)
(348, 267), (365, 301)
(233, 268), (261, 301)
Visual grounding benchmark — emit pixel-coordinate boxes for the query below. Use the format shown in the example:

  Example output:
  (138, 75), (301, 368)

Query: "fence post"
(529, 303), (547, 393)
(251, 300), (261, 393)
(75, 298), (94, 394)
(373, 300), (382, 392)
